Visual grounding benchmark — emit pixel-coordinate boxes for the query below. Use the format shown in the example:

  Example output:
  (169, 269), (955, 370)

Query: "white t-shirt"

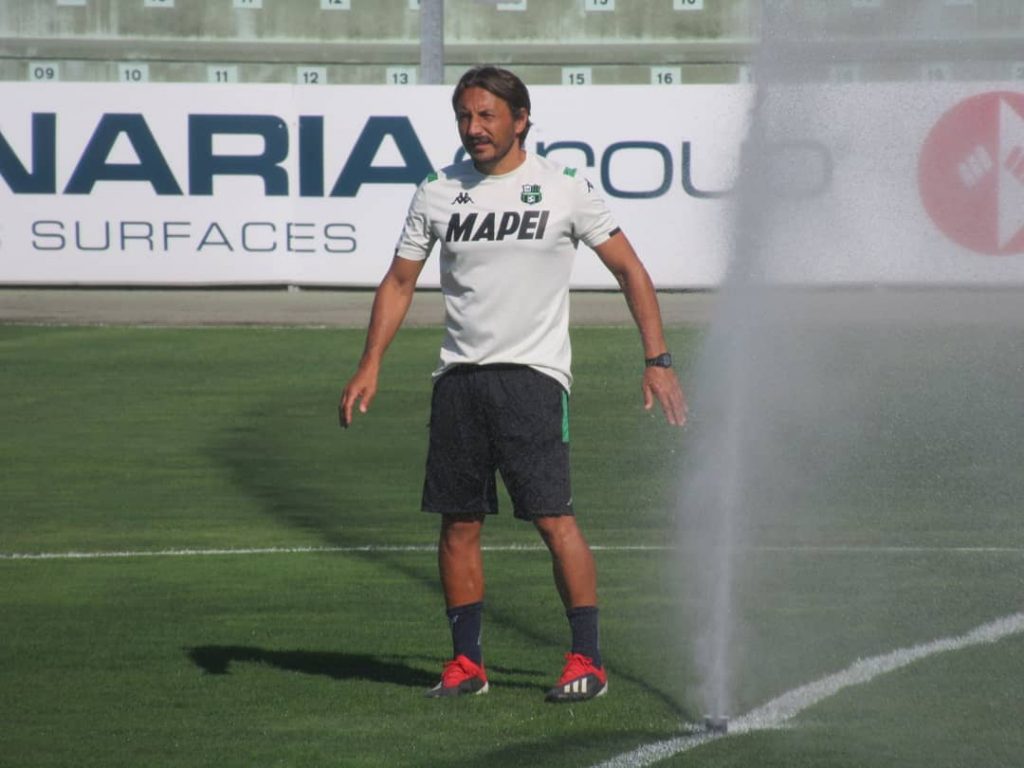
(395, 152), (619, 391)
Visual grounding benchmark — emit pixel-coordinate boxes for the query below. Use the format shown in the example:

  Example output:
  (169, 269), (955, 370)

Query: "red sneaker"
(545, 652), (608, 702)
(425, 655), (489, 698)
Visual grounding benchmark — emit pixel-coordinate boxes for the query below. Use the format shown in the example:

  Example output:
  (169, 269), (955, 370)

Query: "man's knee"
(533, 515), (582, 550)
(440, 515), (484, 552)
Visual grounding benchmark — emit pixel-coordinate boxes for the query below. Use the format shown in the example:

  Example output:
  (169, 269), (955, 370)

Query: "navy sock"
(446, 601), (483, 665)
(567, 606), (601, 668)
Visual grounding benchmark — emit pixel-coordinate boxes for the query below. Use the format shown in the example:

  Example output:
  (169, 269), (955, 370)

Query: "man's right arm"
(338, 254), (426, 428)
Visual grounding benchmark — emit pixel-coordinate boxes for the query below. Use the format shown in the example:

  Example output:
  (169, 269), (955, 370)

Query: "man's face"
(455, 86), (527, 173)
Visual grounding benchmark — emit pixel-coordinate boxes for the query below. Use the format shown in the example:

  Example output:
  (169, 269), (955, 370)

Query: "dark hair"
(451, 66), (533, 146)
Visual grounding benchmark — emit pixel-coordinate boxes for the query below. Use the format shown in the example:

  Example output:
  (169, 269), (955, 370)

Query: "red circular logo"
(919, 91), (1024, 255)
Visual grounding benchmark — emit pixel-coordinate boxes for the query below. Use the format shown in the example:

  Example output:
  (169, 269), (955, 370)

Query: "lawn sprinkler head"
(703, 715), (729, 734)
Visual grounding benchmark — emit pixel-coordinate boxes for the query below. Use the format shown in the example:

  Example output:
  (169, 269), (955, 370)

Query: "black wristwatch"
(645, 352), (673, 368)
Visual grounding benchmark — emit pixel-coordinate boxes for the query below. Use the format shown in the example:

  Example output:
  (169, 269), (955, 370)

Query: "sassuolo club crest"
(521, 184), (542, 205)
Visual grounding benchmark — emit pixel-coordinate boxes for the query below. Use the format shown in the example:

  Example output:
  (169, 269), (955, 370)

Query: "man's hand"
(642, 366), (688, 427)
(592, 233), (688, 427)
(336, 255), (424, 430)
(338, 364), (380, 429)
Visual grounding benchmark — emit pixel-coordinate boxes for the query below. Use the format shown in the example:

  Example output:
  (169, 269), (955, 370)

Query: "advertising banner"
(0, 83), (745, 288)
(748, 84), (1024, 286)
(1, 82), (1023, 287)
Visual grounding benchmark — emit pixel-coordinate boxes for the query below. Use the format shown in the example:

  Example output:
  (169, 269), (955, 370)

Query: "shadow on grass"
(186, 645), (437, 687)
(206, 406), (692, 717)
(186, 645), (548, 692)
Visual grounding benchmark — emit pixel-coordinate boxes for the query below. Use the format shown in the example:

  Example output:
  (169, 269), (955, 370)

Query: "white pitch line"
(0, 543), (668, 561)
(593, 611), (1024, 768)
(0, 545), (416, 561)
(0, 544), (449, 561)
(2, 543), (1022, 562)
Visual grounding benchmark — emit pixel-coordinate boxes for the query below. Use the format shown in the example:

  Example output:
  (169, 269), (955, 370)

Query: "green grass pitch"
(1, 321), (1022, 767)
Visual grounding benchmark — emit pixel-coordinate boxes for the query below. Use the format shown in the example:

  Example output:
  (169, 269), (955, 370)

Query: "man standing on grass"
(339, 66), (686, 702)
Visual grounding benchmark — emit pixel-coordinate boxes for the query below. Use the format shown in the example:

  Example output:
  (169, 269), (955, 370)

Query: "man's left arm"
(593, 231), (688, 427)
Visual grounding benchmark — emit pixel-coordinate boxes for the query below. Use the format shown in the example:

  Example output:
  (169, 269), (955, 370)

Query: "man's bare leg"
(533, 515), (597, 609)
(438, 515), (485, 607)
(535, 514), (606, 701)
(425, 515), (489, 698)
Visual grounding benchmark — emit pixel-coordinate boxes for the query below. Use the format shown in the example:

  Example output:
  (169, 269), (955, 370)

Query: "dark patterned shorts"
(421, 364), (573, 520)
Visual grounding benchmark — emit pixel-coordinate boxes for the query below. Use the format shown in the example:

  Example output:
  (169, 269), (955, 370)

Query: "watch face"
(647, 353), (672, 368)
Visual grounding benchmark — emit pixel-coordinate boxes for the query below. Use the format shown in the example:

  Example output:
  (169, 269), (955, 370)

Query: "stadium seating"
(0, 0), (1022, 85)
(0, 0), (751, 84)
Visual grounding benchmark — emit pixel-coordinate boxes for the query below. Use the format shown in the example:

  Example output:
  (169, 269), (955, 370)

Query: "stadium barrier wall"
(1, 83), (1022, 288)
